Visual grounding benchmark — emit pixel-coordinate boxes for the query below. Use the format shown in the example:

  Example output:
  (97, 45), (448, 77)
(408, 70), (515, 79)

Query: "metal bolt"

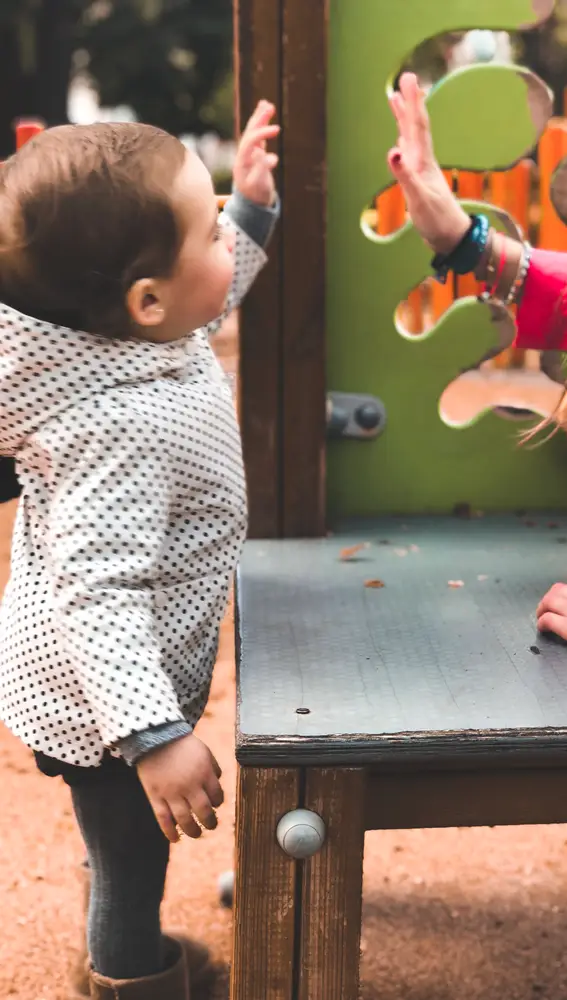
(354, 401), (382, 430)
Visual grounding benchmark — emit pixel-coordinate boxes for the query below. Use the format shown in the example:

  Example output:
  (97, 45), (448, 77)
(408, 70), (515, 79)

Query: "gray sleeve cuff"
(224, 189), (280, 249)
(116, 720), (193, 766)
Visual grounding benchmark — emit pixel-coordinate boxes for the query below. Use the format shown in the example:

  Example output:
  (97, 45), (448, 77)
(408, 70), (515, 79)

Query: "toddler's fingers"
(239, 125), (280, 158)
(244, 154), (273, 189)
(244, 100), (276, 132)
(205, 773), (224, 810)
(152, 799), (179, 844)
(537, 611), (567, 641)
(172, 799), (202, 840)
(209, 751), (222, 780)
(189, 791), (218, 832)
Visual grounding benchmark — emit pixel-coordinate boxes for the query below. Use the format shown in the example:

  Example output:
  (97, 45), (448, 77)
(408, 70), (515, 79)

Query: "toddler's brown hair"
(0, 122), (187, 338)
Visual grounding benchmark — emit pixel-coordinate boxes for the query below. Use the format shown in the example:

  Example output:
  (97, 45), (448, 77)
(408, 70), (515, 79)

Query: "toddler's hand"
(233, 100), (280, 206)
(137, 733), (223, 842)
(536, 582), (567, 640)
(388, 73), (470, 254)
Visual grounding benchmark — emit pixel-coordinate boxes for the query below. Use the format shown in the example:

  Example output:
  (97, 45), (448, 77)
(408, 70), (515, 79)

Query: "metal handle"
(276, 809), (326, 859)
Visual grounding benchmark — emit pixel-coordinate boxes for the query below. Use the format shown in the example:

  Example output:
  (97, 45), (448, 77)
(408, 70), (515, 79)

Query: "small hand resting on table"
(537, 584), (567, 642)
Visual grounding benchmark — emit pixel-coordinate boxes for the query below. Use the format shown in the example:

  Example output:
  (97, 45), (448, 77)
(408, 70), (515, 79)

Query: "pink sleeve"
(515, 248), (567, 350)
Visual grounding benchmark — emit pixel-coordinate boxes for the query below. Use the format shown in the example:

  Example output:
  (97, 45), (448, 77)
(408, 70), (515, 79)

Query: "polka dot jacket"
(0, 193), (278, 767)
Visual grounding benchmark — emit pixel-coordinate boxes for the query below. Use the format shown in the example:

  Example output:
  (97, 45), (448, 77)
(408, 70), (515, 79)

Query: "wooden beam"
(299, 768), (365, 1000)
(234, 0), (284, 538)
(365, 767), (567, 830)
(280, 0), (328, 537)
(231, 766), (300, 1000)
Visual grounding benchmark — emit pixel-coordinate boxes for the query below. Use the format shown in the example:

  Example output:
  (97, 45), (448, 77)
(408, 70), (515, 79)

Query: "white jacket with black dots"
(0, 192), (279, 768)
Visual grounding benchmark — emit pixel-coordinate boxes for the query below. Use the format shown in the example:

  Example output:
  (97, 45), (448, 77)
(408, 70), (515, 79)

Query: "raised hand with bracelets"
(387, 73), (565, 350)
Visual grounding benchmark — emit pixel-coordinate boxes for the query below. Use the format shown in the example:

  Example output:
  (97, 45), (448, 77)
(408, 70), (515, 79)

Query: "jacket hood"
(0, 302), (195, 456)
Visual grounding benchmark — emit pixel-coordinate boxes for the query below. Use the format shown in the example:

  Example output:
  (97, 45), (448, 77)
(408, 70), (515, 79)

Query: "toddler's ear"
(126, 278), (166, 327)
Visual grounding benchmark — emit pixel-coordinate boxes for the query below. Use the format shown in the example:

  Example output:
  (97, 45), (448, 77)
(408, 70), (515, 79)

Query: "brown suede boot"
(68, 866), (223, 999)
(89, 937), (188, 999)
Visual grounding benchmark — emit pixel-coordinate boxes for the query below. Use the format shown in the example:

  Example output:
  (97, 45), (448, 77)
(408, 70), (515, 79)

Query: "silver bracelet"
(505, 241), (532, 306)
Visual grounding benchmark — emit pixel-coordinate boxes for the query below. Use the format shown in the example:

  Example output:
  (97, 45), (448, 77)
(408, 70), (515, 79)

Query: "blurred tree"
(0, 0), (80, 156)
(81, 0), (233, 138)
(519, 2), (567, 116)
(0, 0), (233, 158)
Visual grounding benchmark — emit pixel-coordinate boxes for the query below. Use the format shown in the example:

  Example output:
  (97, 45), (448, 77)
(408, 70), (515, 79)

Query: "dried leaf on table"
(339, 542), (369, 561)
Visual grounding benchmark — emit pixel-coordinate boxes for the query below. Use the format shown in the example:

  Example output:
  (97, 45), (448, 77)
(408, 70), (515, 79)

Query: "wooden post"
(280, 0), (328, 537)
(299, 769), (365, 1000)
(231, 766), (300, 1000)
(234, 0), (284, 538)
(539, 119), (567, 251)
(234, 0), (328, 538)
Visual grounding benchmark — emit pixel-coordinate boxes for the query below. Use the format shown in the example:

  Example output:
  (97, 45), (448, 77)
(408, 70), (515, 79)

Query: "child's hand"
(536, 583), (567, 640)
(233, 100), (280, 207)
(137, 733), (224, 842)
(388, 73), (470, 255)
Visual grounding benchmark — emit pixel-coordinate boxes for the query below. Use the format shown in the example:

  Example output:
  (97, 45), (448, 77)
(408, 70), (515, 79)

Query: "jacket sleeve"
(204, 190), (280, 337)
(43, 401), (187, 748)
(515, 248), (567, 350)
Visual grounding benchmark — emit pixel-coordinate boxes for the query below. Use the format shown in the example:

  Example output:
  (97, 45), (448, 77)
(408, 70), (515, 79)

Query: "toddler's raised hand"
(137, 733), (224, 842)
(233, 100), (280, 207)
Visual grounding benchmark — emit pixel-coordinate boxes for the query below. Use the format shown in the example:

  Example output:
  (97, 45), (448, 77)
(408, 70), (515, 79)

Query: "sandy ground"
(2, 320), (567, 999)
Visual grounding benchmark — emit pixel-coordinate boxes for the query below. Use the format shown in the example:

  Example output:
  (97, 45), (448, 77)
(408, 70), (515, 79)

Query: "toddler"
(0, 101), (280, 999)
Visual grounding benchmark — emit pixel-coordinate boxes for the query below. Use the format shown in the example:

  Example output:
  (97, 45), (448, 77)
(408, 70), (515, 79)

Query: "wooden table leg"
(299, 768), (365, 1000)
(231, 766), (300, 1000)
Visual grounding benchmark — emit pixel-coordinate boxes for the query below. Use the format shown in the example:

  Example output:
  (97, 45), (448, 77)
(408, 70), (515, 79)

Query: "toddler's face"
(129, 151), (234, 342)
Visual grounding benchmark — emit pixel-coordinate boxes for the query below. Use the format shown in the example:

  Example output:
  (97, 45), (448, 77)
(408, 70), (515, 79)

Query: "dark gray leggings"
(69, 758), (170, 980)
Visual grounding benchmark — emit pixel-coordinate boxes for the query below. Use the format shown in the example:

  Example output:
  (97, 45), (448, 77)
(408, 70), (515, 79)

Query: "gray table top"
(236, 516), (567, 767)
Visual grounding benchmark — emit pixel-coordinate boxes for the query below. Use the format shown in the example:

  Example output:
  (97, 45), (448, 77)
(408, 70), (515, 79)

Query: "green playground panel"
(327, 0), (567, 517)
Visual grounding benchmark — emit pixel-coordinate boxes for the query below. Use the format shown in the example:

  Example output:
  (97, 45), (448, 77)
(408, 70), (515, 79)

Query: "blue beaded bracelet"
(432, 214), (490, 284)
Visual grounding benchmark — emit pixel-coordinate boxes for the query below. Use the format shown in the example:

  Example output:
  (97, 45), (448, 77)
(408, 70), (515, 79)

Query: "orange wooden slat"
(376, 183), (405, 237)
(15, 119), (44, 149)
(489, 160), (531, 233)
(538, 119), (567, 251)
(402, 286), (424, 335)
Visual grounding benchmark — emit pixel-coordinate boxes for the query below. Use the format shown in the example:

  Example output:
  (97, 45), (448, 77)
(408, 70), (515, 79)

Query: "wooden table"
(230, 516), (567, 1000)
